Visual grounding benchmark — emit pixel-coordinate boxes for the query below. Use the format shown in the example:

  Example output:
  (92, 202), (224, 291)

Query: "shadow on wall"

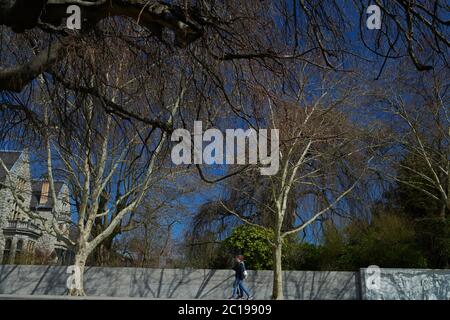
(130, 268), (237, 299)
(285, 270), (358, 299)
(0, 265), (68, 295)
(0, 265), (360, 299)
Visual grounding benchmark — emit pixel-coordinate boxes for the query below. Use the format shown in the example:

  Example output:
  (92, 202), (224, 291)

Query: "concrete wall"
(1, 265), (450, 299)
(0, 265), (358, 299)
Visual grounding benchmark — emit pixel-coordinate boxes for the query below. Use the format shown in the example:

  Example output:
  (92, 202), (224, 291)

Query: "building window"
(54, 248), (67, 265)
(14, 239), (23, 264)
(25, 241), (36, 264)
(12, 202), (20, 220)
(2, 239), (12, 264)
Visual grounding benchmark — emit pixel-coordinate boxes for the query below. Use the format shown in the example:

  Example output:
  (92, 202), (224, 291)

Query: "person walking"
(229, 255), (254, 300)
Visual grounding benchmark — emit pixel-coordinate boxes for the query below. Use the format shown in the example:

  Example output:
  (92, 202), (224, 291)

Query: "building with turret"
(0, 150), (72, 265)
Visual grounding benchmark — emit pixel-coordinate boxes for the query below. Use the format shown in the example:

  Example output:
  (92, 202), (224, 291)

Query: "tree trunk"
(69, 250), (88, 296)
(271, 242), (283, 300)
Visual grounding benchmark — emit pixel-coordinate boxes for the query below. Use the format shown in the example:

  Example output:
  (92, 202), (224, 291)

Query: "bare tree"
(0, 1), (447, 92)
(0, 47), (189, 295)
(216, 70), (372, 299)
(380, 67), (449, 219)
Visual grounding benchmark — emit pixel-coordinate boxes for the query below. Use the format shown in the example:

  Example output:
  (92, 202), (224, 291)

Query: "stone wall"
(360, 268), (450, 300)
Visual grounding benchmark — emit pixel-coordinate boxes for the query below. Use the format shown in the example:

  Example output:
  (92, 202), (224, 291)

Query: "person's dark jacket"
(232, 261), (246, 280)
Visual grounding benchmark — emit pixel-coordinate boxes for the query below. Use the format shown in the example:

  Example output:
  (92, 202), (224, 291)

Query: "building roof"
(0, 150), (68, 209)
(0, 151), (22, 183)
(30, 180), (65, 209)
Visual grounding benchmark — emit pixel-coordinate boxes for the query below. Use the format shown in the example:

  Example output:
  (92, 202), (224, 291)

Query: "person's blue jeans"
(232, 277), (251, 298)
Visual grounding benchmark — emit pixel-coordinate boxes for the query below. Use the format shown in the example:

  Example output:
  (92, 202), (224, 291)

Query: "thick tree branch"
(0, 39), (65, 92)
